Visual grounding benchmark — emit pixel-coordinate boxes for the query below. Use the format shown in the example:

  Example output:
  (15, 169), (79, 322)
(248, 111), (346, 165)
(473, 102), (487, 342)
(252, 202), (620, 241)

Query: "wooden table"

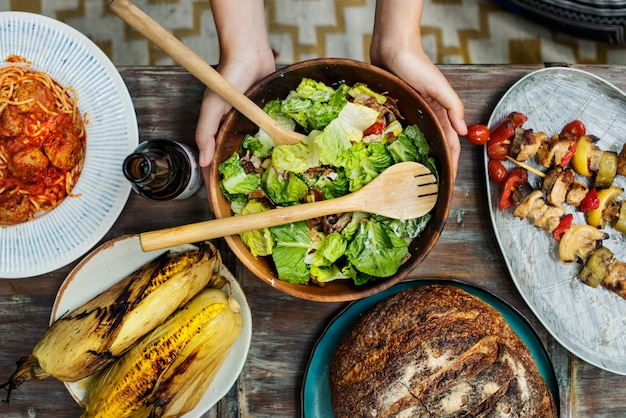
(1, 64), (625, 417)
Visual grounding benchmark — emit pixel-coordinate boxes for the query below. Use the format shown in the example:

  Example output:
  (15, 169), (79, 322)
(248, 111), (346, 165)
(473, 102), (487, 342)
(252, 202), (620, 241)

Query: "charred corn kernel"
(0, 241), (223, 399)
(81, 288), (242, 418)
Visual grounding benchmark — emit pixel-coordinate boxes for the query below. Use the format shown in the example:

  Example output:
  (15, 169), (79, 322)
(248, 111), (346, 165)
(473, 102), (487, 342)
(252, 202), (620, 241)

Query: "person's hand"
(370, 0), (467, 178)
(196, 0), (275, 168)
(195, 49), (275, 168)
(370, 43), (467, 178)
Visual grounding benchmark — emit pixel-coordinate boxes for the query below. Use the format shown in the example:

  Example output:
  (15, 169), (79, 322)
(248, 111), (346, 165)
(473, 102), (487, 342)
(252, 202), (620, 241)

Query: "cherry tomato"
(580, 187), (600, 212)
(562, 120), (586, 138)
(488, 159), (508, 184)
(466, 124), (490, 145)
(363, 122), (385, 136)
(552, 213), (573, 241)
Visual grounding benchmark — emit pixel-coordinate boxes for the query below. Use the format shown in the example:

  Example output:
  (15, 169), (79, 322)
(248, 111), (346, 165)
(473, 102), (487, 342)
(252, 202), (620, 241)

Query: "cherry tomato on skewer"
(561, 119), (586, 138)
(466, 124), (490, 145)
(488, 159), (508, 184)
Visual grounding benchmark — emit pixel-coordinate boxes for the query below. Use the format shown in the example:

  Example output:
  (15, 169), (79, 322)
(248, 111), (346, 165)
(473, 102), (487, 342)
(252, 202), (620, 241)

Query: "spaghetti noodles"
(0, 58), (86, 225)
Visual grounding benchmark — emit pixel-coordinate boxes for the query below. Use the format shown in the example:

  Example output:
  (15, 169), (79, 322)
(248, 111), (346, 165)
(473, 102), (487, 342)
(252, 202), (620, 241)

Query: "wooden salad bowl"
(208, 58), (453, 302)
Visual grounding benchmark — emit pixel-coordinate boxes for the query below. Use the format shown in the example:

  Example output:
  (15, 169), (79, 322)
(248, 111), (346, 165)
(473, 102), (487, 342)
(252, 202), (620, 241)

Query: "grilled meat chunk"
(510, 128), (544, 162)
(565, 179), (589, 207)
(513, 190), (565, 232)
(542, 167), (575, 207)
(537, 132), (575, 168)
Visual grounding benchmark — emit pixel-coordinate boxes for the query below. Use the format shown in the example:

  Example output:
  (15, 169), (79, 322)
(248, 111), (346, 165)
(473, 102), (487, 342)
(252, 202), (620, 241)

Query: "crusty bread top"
(329, 284), (557, 418)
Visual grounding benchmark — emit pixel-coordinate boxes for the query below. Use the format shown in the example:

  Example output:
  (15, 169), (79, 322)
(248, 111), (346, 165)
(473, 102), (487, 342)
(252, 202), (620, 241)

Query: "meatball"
(14, 80), (56, 114)
(43, 131), (82, 171)
(0, 105), (25, 137)
(0, 191), (31, 225)
(8, 147), (49, 183)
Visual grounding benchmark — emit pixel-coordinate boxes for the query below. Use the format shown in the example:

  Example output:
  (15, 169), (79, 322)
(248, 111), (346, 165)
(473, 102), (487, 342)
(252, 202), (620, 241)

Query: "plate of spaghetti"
(0, 12), (138, 278)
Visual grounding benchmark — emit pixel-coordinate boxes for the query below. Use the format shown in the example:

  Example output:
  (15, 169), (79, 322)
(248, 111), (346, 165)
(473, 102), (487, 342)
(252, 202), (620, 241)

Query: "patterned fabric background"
(2, 0), (626, 67)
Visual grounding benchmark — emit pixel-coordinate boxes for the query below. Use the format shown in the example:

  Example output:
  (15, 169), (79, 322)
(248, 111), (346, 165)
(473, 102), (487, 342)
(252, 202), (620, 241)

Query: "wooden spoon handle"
(109, 0), (303, 145)
(139, 197), (355, 252)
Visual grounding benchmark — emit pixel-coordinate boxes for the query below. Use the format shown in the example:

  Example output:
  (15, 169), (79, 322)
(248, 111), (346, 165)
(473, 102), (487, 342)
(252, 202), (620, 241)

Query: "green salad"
(219, 78), (438, 286)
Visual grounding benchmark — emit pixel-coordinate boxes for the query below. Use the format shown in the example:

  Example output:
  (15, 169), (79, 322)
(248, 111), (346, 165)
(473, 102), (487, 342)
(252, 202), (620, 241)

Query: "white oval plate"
(51, 235), (252, 417)
(0, 12), (138, 278)
(486, 67), (626, 374)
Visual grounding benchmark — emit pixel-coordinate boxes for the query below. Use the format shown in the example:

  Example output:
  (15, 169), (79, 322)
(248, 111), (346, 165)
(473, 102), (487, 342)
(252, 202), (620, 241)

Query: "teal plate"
(301, 279), (559, 417)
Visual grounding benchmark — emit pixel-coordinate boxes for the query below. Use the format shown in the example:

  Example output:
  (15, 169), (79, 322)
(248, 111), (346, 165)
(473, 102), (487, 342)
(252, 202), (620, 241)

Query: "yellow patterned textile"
(2, 0), (626, 65)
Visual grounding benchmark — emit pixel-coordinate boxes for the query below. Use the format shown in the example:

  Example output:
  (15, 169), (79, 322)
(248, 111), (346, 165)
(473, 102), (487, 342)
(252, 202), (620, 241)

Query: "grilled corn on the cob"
(1, 241), (224, 399)
(81, 287), (242, 418)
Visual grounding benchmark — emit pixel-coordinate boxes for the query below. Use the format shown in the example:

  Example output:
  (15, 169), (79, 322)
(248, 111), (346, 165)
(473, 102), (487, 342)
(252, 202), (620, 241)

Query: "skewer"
(506, 156), (546, 178)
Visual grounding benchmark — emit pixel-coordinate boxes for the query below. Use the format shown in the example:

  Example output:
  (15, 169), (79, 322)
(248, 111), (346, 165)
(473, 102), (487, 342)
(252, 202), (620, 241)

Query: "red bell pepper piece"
(487, 112), (528, 160)
(498, 167), (528, 210)
(559, 136), (577, 168)
(552, 213), (573, 241)
(580, 187), (600, 212)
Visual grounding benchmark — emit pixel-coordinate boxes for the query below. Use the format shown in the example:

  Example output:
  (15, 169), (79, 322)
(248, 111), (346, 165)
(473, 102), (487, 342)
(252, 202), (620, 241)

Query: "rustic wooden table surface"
(1, 64), (625, 417)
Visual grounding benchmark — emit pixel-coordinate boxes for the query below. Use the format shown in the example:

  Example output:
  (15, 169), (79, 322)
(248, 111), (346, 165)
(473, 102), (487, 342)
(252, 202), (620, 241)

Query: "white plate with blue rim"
(0, 12), (137, 278)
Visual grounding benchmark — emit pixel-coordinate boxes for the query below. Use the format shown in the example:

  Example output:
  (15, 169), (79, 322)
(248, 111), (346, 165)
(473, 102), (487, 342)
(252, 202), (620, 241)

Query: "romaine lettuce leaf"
(270, 221), (313, 284)
(309, 168), (348, 199)
(271, 134), (320, 173)
(295, 78), (335, 101)
(348, 82), (388, 105)
(341, 141), (393, 192)
(340, 211), (370, 241)
(219, 153), (259, 195)
(345, 219), (409, 277)
(311, 264), (350, 283)
(376, 213), (432, 240)
(403, 124), (430, 156)
(316, 102), (379, 166)
(262, 166), (309, 204)
(319, 231), (347, 263)
(242, 133), (274, 160)
(239, 201), (274, 257)
(387, 132), (419, 163)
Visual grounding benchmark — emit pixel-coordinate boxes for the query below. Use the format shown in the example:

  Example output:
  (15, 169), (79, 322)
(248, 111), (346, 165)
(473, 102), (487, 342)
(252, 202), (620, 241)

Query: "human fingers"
(424, 96), (461, 178)
(195, 89), (232, 167)
(423, 69), (467, 138)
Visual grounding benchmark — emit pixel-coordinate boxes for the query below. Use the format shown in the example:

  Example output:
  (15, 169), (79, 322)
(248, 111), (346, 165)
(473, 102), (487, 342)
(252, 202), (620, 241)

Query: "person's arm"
(370, 0), (467, 177)
(196, 0), (275, 167)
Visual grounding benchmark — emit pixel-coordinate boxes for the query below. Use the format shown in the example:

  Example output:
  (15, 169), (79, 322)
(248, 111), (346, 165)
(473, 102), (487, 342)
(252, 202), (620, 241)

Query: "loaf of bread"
(329, 284), (557, 417)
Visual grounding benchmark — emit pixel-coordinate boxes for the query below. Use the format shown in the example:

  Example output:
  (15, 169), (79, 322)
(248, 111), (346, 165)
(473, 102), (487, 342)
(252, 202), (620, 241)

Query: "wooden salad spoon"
(139, 162), (439, 252)
(109, 0), (304, 146)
